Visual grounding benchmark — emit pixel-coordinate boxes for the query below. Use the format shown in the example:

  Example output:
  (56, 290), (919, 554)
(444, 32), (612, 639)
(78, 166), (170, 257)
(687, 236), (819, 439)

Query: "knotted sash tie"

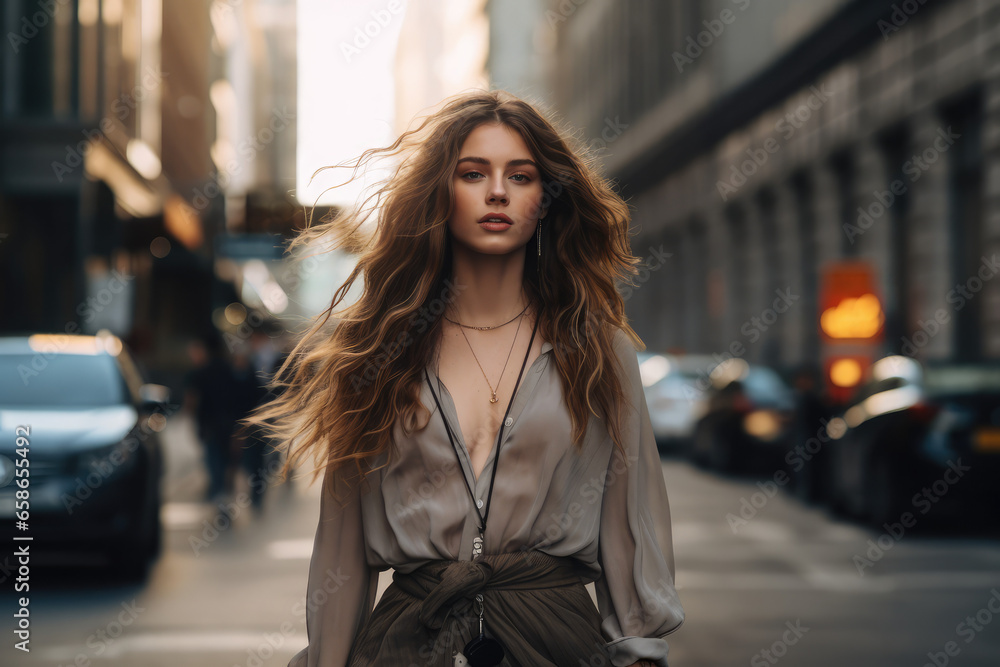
(347, 550), (611, 666)
(394, 551), (585, 634)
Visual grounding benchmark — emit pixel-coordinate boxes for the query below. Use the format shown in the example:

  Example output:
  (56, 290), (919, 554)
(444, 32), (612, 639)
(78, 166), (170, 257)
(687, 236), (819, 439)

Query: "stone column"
(906, 108), (953, 361)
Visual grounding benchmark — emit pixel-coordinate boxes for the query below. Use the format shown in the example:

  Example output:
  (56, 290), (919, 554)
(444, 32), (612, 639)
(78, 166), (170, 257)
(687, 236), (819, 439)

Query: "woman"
(246, 89), (684, 667)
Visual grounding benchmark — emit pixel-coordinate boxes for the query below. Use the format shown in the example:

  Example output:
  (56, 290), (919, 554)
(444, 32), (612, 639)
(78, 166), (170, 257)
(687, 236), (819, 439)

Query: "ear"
(540, 206), (548, 220)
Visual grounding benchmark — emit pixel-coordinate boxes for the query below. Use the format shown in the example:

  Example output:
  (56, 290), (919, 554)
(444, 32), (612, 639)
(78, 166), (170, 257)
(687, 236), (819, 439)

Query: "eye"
(510, 173), (531, 183)
(461, 171), (484, 180)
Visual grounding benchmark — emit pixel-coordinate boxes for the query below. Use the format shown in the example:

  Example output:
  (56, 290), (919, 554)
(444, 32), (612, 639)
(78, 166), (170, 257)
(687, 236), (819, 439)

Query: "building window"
(791, 170), (818, 363)
(682, 218), (708, 352)
(724, 203), (748, 337)
(3, 0), (78, 118)
(830, 150), (854, 258)
(755, 188), (782, 366)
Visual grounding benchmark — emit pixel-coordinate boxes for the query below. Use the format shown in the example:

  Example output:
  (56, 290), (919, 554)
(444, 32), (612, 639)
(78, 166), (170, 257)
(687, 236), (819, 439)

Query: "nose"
(487, 176), (508, 205)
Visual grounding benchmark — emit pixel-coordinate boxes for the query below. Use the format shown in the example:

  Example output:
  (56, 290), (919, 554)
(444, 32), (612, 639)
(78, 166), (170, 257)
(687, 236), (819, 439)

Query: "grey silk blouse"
(287, 327), (685, 667)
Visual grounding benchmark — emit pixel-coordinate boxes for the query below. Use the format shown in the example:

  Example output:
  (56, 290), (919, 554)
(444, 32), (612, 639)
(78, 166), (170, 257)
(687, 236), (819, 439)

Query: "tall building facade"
(0, 0), (297, 385)
(550, 0), (999, 385)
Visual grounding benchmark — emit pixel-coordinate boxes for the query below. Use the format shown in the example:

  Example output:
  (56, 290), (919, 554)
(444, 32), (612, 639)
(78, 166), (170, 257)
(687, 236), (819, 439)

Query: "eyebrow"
(456, 156), (539, 169)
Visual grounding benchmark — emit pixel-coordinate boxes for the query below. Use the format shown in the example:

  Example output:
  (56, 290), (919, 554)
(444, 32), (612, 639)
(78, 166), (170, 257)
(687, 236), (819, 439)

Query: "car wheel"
(107, 488), (161, 581)
(692, 422), (711, 467)
(709, 429), (735, 474)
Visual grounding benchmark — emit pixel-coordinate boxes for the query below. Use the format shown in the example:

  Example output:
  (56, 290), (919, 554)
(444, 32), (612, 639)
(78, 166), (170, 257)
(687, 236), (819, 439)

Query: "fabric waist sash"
(347, 550), (611, 667)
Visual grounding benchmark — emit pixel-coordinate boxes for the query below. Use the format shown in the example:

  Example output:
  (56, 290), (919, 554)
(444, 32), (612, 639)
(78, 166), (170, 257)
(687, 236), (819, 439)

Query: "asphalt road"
(1, 413), (998, 666)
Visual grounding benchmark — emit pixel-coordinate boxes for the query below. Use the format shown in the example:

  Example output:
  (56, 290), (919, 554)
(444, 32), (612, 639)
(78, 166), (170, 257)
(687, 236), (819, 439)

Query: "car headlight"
(76, 440), (136, 478)
(743, 410), (782, 441)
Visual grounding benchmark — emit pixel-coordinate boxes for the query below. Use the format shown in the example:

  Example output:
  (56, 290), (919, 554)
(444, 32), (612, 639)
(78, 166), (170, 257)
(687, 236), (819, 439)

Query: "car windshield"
(742, 368), (794, 406)
(657, 372), (706, 395)
(0, 353), (129, 407)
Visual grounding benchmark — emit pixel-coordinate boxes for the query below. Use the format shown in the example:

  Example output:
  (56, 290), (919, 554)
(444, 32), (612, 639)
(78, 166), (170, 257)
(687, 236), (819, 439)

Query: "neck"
(446, 244), (529, 327)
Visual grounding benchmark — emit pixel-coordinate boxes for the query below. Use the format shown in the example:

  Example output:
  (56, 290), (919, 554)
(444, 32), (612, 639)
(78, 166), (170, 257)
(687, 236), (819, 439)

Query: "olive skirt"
(346, 550), (612, 666)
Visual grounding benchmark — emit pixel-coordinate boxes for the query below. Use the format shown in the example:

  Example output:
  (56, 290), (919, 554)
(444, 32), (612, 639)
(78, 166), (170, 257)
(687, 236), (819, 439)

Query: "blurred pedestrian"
(183, 332), (240, 503)
(232, 334), (275, 514)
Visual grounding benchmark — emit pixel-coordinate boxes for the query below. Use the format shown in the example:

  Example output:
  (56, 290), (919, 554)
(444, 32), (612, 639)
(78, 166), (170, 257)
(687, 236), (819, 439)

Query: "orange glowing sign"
(820, 262), (884, 342)
(821, 293), (884, 338)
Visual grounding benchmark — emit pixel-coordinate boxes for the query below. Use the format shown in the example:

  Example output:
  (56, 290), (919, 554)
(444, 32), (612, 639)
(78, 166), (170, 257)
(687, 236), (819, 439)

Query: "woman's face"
(448, 122), (546, 255)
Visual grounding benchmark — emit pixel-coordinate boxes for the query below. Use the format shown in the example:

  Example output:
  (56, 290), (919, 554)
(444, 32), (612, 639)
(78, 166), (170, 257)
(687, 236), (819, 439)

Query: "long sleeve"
(288, 462), (380, 667)
(594, 329), (685, 667)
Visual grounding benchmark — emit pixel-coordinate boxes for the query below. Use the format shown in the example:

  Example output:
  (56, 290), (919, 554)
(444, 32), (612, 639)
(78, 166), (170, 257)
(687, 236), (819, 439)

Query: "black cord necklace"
(424, 313), (539, 553)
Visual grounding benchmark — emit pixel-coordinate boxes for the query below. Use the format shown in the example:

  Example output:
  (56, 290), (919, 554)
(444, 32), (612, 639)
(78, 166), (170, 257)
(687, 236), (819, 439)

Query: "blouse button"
(504, 417), (513, 427)
(477, 498), (484, 508)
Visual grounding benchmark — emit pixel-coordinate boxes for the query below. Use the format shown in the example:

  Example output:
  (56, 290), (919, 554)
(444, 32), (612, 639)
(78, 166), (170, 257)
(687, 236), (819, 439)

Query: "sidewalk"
(160, 412), (209, 504)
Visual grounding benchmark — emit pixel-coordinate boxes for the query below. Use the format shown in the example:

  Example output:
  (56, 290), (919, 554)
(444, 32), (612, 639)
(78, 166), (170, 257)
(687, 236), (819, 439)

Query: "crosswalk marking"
(38, 630), (307, 659)
(161, 502), (209, 530)
(268, 539), (314, 559)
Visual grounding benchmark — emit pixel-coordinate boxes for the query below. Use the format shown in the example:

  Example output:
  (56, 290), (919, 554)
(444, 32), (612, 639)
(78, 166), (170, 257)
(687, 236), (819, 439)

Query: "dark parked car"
(825, 355), (1000, 529)
(691, 358), (796, 473)
(0, 333), (171, 579)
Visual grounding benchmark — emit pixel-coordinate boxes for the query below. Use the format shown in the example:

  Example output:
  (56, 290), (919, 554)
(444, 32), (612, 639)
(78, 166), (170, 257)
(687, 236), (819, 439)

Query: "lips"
(478, 213), (513, 225)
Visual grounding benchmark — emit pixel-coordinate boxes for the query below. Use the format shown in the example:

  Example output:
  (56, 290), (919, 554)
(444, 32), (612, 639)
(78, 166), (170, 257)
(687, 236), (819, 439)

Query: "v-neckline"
(426, 338), (554, 486)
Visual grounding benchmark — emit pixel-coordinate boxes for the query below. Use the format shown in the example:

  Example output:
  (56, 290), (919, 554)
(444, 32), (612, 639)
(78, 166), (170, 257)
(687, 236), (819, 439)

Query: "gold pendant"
(489, 392), (498, 404)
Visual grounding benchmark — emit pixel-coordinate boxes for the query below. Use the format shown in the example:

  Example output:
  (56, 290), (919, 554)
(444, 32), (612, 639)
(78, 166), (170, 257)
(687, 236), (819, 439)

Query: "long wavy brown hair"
(242, 89), (647, 507)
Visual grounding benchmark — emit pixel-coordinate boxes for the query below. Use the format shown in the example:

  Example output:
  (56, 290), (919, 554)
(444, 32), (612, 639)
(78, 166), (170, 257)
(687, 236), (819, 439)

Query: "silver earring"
(537, 219), (542, 257)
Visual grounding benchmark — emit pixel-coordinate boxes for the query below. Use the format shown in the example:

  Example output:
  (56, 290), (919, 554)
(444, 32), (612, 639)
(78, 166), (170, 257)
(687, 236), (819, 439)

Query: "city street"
(1, 414), (998, 666)
(2, 1), (999, 665)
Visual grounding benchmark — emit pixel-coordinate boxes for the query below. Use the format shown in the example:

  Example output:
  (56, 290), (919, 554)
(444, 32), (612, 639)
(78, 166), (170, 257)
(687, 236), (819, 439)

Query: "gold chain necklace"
(444, 291), (529, 404)
(444, 303), (528, 330)
(457, 312), (525, 404)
